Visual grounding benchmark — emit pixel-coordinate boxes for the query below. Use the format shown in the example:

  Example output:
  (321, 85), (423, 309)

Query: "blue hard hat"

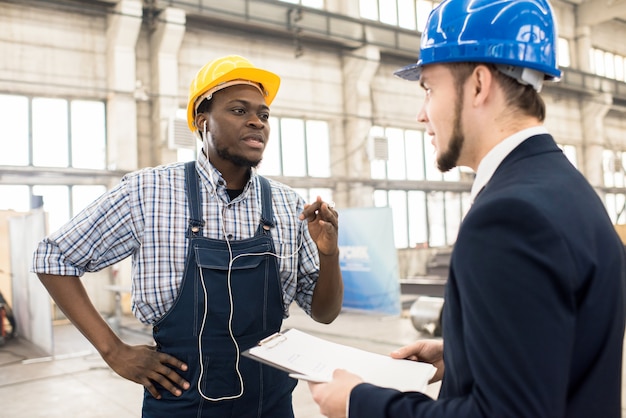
(395, 0), (562, 84)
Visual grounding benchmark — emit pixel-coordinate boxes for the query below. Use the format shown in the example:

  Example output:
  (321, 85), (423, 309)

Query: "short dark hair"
(447, 62), (546, 122)
(196, 98), (212, 115)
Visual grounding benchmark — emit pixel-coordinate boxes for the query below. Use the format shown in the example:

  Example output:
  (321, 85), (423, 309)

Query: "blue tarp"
(337, 207), (401, 315)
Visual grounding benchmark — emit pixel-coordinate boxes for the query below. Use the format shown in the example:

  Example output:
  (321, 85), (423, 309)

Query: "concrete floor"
(0, 303), (439, 417)
(0, 304), (624, 417)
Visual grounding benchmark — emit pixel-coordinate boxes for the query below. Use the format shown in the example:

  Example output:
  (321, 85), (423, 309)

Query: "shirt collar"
(470, 126), (549, 203)
(195, 150), (256, 197)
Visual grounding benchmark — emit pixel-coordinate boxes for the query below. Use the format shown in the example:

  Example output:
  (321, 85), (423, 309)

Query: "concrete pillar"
(341, 45), (380, 207)
(575, 25), (592, 73)
(581, 92), (612, 190)
(149, 7), (186, 165)
(106, 0), (142, 171)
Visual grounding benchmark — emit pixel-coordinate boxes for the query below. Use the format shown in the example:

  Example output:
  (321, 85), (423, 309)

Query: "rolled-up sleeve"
(32, 179), (141, 276)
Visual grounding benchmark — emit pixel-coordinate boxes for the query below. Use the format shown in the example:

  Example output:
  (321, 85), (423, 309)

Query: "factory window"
(374, 189), (470, 248)
(0, 184), (108, 234)
(559, 144), (578, 168)
(369, 126), (473, 182)
(0, 186), (30, 212)
(292, 187), (334, 205)
(603, 150), (626, 188)
(606, 192), (626, 225)
(590, 48), (626, 82)
(601, 149), (626, 225)
(259, 117), (331, 178)
(0, 94), (107, 232)
(279, 0), (324, 8)
(257, 116), (332, 203)
(359, 0), (439, 32)
(370, 126), (472, 248)
(0, 95), (29, 166)
(0, 94), (106, 169)
(558, 38), (570, 68)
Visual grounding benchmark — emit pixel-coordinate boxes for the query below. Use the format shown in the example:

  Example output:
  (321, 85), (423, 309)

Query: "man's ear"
(195, 114), (208, 132)
(471, 65), (493, 104)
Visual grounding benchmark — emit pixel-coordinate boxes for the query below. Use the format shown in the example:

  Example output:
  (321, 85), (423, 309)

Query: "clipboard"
(242, 328), (436, 392)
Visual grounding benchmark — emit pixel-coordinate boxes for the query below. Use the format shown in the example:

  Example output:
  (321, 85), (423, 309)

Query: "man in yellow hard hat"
(33, 55), (344, 417)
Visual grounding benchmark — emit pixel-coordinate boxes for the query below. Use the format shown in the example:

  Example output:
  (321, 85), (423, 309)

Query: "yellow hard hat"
(186, 55), (281, 132)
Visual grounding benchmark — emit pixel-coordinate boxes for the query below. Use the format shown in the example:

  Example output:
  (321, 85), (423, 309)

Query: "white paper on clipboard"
(242, 328), (436, 392)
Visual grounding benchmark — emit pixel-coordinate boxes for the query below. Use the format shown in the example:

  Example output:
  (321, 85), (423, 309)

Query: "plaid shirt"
(32, 152), (319, 324)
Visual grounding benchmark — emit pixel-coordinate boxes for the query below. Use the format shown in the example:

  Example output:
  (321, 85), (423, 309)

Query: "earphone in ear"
(201, 121), (219, 196)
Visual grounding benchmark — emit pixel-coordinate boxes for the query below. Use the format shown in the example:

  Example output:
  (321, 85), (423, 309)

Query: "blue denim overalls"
(142, 161), (296, 417)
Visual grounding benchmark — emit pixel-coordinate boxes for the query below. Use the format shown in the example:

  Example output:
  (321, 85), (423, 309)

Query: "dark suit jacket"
(350, 134), (626, 417)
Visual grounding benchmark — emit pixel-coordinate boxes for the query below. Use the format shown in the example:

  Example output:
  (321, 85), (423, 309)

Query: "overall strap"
(184, 161), (205, 237)
(257, 175), (275, 231)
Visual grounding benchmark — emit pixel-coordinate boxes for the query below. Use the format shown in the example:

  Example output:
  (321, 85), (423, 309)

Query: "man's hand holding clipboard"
(242, 328), (436, 392)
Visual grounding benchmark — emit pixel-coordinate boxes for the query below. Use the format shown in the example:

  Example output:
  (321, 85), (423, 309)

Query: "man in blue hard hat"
(308, 0), (626, 417)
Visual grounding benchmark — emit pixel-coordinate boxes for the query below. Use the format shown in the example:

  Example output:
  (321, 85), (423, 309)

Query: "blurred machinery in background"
(409, 295), (443, 337)
(0, 290), (16, 345)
